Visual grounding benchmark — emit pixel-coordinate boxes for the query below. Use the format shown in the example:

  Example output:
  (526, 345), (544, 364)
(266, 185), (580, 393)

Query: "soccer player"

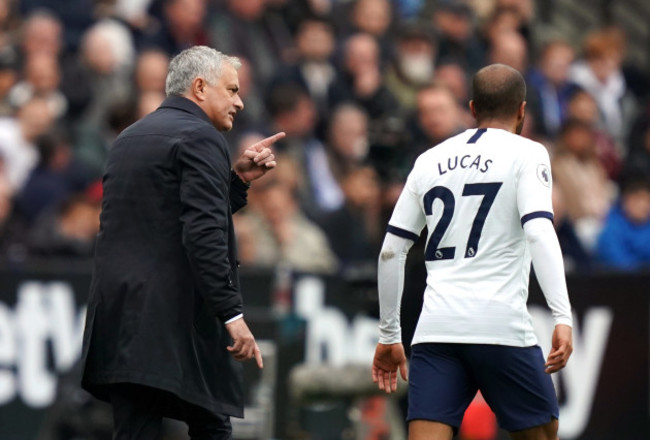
(372, 64), (573, 440)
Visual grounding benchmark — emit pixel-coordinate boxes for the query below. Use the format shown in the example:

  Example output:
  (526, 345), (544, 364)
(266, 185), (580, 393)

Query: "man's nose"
(234, 95), (244, 111)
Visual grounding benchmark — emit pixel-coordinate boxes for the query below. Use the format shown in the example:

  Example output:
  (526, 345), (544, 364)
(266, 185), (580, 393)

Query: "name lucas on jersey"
(437, 154), (492, 175)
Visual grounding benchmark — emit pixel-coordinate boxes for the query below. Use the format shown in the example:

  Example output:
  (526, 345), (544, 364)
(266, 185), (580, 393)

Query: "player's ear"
(517, 101), (526, 124)
(469, 100), (477, 119)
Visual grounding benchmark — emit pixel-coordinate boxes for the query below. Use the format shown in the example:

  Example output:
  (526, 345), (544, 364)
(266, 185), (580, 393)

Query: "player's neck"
(476, 119), (518, 134)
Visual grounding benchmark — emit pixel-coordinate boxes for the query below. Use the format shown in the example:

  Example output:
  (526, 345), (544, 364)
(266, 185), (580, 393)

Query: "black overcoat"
(81, 96), (249, 418)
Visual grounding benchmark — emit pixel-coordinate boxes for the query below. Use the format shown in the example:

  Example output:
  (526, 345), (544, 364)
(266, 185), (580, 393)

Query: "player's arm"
(377, 232), (415, 344)
(373, 177), (425, 393)
(518, 144), (573, 374)
(372, 232), (413, 393)
(524, 218), (573, 373)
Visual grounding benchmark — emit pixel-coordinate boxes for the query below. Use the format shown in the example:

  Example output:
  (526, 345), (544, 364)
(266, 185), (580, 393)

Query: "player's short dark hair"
(471, 64), (526, 121)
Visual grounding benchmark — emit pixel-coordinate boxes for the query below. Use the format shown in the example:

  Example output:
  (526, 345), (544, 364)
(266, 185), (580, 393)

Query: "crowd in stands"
(0, 0), (649, 273)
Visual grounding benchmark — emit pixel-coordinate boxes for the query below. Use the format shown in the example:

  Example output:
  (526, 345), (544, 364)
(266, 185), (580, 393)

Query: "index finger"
(254, 345), (264, 369)
(257, 132), (286, 148)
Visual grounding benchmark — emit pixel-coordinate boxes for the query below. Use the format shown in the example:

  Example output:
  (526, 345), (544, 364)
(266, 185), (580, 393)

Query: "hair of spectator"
(621, 175), (650, 195)
(22, 8), (61, 30)
(419, 80), (457, 100)
(539, 39), (574, 58)
(35, 128), (70, 167)
(583, 27), (625, 60)
(295, 14), (333, 35)
(165, 46), (241, 97)
(265, 83), (309, 118)
(472, 64), (526, 122)
(330, 102), (367, 124)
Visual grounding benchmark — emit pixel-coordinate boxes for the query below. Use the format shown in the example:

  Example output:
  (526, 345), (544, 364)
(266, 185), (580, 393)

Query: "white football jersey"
(388, 128), (554, 347)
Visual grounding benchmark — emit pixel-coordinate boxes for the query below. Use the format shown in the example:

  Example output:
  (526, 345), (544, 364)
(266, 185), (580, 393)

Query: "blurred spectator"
(27, 190), (101, 259)
(483, 0), (535, 49)
(19, 9), (63, 58)
(102, 0), (156, 32)
(266, 82), (341, 215)
(409, 82), (467, 161)
(266, 82), (319, 159)
(595, 177), (650, 271)
(74, 97), (138, 179)
(0, 97), (54, 192)
(303, 102), (371, 213)
(569, 27), (638, 144)
(434, 60), (468, 106)
(16, 128), (92, 223)
(326, 103), (370, 179)
(210, 0), (293, 85)
(237, 179), (338, 273)
(526, 39), (578, 139)
(621, 105), (650, 184)
(552, 182), (593, 273)
(136, 90), (164, 119)
(349, 0), (392, 39)
(8, 51), (67, 117)
(344, 0), (394, 64)
(434, 60), (474, 127)
(384, 23), (437, 111)
(142, 0), (208, 56)
(271, 16), (336, 116)
(394, 0), (425, 20)
(552, 118), (616, 250)
(487, 30), (527, 73)
(0, 168), (29, 262)
(0, 47), (18, 116)
(133, 48), (169, 93)
(329, 32), (399, 122)
(430, 1), (485, 74)
(19, 0), (94, 52)
(565, 89), (621, 179)
(263, 0), (327, 35)
(0, 0), (20, 48)
(77, 19), (135, 127)
(318, 166), (382, 269)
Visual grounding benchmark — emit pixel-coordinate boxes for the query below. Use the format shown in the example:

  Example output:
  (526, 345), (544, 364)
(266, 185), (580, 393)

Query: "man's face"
(541, 44), (574, 86)
(417, 88), (459, 141)
(204, 63), (244, 131)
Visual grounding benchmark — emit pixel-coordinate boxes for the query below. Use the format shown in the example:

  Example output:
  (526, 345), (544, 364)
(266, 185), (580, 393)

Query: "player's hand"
(232, 132), (285, 183)
(372, 343), (408, 394)
(225, 318), (263, 368)
(545, 324), (572, 374)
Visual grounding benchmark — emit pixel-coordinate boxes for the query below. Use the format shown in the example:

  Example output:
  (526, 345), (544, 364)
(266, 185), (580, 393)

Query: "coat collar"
(159, 96), (213, 126)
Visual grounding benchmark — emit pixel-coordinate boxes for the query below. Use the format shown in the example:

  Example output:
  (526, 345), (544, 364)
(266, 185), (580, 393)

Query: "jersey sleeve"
(517, 144), (554, 226)
(387, 171), (426, 241)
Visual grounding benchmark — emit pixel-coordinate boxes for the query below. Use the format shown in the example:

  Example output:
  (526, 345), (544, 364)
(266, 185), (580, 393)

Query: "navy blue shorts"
(407, 343), (559, 432)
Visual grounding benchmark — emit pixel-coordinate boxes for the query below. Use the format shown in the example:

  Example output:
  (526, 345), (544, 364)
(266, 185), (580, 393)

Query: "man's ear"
(469, 100), (477, 119)
(191, 77), (207, 102)
(518, 101), (526, 124)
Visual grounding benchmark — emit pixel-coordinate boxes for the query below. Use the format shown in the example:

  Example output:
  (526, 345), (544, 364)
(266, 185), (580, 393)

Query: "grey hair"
(165, 46), (241, 97)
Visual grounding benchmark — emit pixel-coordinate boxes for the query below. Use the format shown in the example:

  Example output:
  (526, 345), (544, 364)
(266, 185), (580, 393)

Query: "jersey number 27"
(424, 182), (502, 261)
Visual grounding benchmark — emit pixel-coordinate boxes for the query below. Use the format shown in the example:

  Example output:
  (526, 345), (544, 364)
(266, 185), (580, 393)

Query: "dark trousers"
(109, 384), (232, 440)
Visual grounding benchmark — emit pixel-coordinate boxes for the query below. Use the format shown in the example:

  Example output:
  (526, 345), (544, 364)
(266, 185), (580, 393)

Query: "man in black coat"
(80, 46), (285, 439)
